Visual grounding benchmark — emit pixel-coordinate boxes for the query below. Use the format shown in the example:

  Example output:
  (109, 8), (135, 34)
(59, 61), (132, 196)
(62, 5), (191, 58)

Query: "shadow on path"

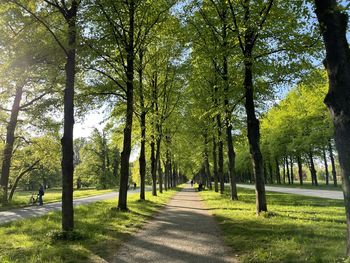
(113, 185), (237, 263)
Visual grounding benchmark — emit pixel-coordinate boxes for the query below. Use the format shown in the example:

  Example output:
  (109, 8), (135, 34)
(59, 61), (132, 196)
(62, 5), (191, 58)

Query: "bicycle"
(28, 192), (38, 206)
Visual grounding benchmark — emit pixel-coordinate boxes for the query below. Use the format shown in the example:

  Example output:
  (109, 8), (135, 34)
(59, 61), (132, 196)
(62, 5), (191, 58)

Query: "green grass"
(242, 182), (342, 191)
(1, 188), (115, 211)
(200, 187), (347, 263)
(271, 182), (341, 191)
(0, 187), (181, 262)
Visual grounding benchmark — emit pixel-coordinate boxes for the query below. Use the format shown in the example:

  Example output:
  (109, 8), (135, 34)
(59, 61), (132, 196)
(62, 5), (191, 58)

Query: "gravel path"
(0, 188), (147, 225)
(237, 184), (343, 200)
(114, 185), (237, 263)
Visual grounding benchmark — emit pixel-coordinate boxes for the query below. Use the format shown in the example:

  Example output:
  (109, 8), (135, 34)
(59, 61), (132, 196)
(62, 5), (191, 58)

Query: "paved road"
(0, 188), (148, 225)
(114, 185), (237, 263)
(237, 184), (343, 200)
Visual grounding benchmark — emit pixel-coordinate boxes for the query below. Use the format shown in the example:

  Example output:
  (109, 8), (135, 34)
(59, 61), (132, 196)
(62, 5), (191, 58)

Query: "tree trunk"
(283, 158), (286, 184)
(8, 160), (40, 201)
(221, 7), (237, 199)
(243, 21), (267, 212)
(328, 141), (337, 186)
(0, 84), (24, 204)
(217, 115), (224, 194)
(323, 146), (329, 185)
(139, 111), (146, 200)
(150, 136), (157, 196)
(286, 157), (290, 184)
(212, 136), (219, 192)
(204, 134), (212, 190)
(308, 151), (318, 186)
(290, 156), (294, 184)
(275, 158), (281, 184)
(297, 155), (303, 185)
(138, 50), (146, 200)
(269, 162), (273, 184)
(314, 0), (350, 254)
(156, 137), (163, 193)
(61, 8), (78, 230)
(118, 0), (135, 211)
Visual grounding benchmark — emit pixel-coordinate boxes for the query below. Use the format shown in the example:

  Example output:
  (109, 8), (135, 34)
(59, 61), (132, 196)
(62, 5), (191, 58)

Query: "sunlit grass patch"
(0, 187), (181, 263)
(200, 187), (346, 263)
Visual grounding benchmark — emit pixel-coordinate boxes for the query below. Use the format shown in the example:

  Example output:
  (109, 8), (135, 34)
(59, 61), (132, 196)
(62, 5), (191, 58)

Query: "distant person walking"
(38, 184), (45, 206)
(190, 180), (193, 187)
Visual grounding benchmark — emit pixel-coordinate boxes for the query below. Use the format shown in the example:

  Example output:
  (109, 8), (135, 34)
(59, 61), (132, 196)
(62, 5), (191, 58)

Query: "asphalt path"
(237, 184), (343, 200)
(0, 187), (149, 225)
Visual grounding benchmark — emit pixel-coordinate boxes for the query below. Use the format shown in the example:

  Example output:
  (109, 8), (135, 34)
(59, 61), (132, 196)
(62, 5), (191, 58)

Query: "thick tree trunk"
(328, 141), (337, 186)
(138, 51), (146, 200)
(314, 0), (350, 254)
(61, 9), (78, 230)
(221, 8), (237, 199)
(217, 115), (224, 194)
(308, 151), (318, 186)
(297, 155), (303, 185)
(226, 125), (237, 200)
(212, 136), (219, 192)
(139, 111), (146, 200)
(244, 58), (267, 213)
(323, 146), (329, 185)
(118, 1), (135, 211)
(0, 84), (24, 204)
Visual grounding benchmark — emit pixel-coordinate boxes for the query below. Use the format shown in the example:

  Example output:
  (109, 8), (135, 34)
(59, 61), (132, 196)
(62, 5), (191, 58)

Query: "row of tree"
(1, 0), (350, 257)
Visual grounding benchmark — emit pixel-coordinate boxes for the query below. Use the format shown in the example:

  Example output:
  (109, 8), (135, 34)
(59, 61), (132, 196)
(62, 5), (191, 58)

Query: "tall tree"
(314, 0), (350, 255)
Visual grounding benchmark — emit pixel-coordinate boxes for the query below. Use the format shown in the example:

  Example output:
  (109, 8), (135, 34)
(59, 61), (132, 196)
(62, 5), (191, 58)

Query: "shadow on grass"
(200, 187), (347, 263)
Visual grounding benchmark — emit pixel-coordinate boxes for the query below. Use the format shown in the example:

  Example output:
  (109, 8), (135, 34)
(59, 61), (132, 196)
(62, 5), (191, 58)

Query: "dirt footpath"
(114, 184), (237, 263)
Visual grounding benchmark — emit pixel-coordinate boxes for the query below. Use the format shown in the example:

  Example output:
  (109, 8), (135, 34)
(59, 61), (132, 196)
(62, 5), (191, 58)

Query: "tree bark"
(150, 136), (157, 196)
(308, 151), (318, 186)
(297, 155), (303, 185)
(118, 0), (135, 211)
(156, 137), (163, 193)
(328, 141), (337, 187)
(314, 0), (350, 254)
(204, 133), (212, 190)
(61, 5), (78, 230)
(217, 115), (224, 194)
(138, 50), (146, 200)
(286, 157), (290, 184)
(212, 136), (219, 192)
(9, 160), (40, 201)
(0, 84), (24, 204)
(283, 158), (286, 184)
(290, 156), (294, 184)
(323, 146), (329, 185)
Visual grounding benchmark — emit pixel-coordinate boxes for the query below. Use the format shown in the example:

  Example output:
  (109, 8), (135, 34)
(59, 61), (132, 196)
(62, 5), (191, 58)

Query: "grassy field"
(0, 187), (181, 263)
(0, 188), (115, 211)
(200, 187), (347, 263)
(264, 182), (342, 191)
